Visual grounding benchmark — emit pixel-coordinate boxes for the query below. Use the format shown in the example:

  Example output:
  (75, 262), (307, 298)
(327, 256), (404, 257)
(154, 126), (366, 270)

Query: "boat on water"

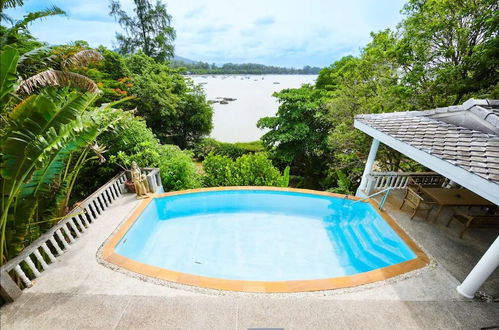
(273, 81), (280, 84)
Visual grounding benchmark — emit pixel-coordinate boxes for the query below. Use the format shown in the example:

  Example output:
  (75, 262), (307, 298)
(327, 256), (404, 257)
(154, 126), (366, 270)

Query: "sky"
(5, 0), (408, 68)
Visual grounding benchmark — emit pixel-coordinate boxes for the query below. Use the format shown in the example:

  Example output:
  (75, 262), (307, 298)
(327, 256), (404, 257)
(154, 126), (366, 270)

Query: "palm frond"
(0, 11), (14, 24)
(0, 46), (19, 109)
(10, 6), (66, 31)
(18, 70), (101, 95)
(1, 0), (25, 9)
(1, 6), (66, 48)
(90, 142), (107, 163)
(62, 49), (104, 70)
(19, 46), (55, 64)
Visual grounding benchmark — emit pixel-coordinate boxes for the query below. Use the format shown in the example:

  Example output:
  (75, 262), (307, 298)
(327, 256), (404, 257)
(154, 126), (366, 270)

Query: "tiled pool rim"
(102, 187), (429, 293)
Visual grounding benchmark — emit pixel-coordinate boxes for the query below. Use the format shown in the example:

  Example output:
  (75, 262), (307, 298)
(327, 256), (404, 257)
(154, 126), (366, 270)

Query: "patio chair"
(447, 210), (499, 238)
(400, 187), (436, 220)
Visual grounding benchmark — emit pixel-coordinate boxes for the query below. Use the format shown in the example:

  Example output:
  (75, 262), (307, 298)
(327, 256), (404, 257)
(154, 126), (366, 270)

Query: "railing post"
(365, 175), (376, 195)
(0, 271), (22, 302)
(356, 138), (380, 197)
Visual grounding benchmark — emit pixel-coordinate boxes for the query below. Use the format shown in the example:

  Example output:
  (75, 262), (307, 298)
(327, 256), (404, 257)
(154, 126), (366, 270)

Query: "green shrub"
(193, 138), (264, 160)
(74, 116), (202, 196)
(158, 145), (202, 190)
(203, 153), (289, 187)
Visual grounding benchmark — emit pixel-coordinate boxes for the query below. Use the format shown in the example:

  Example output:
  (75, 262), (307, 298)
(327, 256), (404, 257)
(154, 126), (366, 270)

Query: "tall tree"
(109, 0), (176, 61)
(398, 0), (499, 106)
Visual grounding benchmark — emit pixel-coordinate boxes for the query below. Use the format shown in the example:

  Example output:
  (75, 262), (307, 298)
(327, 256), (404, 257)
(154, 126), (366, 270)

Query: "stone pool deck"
(1, 192), (498, 329)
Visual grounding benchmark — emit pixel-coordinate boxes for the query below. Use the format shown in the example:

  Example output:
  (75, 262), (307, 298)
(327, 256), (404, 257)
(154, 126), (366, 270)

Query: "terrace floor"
(1, 190), (498, 329)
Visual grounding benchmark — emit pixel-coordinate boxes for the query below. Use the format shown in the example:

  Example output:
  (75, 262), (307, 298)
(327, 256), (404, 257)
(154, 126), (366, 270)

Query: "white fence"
(0, 168), (161, 303)
(365, 172), (447, 194)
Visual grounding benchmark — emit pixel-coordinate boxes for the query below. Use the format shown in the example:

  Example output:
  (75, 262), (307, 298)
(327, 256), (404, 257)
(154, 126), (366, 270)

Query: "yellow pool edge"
(102, 186), (430, 293)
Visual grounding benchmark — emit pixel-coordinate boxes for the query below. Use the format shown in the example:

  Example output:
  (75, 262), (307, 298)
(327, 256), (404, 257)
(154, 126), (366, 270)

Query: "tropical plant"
(1, 4), (65, 48)
(203, 153), (290, 187)
(193, 138), (264, 160)
(124, 52), (213, 147)
(16, 48), (104, 96)
(0, 46), (128, 263)
(257, 85), (333, 188)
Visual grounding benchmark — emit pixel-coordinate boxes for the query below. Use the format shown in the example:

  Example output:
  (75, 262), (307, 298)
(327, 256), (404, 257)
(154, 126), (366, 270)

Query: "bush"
(73, 116), (202, 197)
(193, 138), (264, 160)
(157, 145), (202, 190)
(203, 153), (290, 187)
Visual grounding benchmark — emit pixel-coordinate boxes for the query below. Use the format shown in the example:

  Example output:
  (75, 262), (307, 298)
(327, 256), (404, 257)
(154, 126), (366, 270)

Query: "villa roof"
(354, 99), (499, 204)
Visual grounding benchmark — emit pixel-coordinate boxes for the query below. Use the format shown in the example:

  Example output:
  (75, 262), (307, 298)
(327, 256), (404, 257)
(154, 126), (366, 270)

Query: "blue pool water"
(115, 190), (417, 281)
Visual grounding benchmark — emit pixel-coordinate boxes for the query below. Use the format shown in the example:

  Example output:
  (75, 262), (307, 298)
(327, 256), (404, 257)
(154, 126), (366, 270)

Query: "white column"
(457, 236), (499, 298)
(356, 138), (380, 197)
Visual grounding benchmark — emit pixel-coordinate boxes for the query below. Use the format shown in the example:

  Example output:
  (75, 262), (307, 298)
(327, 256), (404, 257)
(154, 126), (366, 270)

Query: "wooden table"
(420, 187), (494, 222)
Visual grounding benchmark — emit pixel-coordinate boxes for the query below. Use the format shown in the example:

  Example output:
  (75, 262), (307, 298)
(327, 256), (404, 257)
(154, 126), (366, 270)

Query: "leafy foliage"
(123, 52), (213, 147)
(258, 0), (498, 193)
(257, 85), (333, 188)
(109, 0), (176, 61)
(75, 115), (203, 197)
(203, 153), (290, 187)
(0, 39), (127, 264)
(193, 138), (264, 160)
(18, 69), (101, 95)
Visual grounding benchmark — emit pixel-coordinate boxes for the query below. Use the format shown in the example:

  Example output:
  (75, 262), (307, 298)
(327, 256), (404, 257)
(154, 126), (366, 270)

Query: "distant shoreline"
(184, 73), (319, 76)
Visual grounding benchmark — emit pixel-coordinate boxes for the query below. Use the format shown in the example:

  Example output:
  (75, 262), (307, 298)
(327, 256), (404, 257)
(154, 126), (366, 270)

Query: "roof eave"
(354, 119), (499, 205)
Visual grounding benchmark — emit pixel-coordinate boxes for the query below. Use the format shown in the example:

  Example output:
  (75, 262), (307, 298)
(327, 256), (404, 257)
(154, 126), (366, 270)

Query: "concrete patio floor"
(1, 191), (498, 329)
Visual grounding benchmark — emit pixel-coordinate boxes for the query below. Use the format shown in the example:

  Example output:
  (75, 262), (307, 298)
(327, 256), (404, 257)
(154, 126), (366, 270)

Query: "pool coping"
(101, 186), (430, 293)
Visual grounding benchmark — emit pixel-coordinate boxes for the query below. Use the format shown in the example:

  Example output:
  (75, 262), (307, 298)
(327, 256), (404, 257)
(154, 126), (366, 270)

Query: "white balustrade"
(0, 170), (146, 303)
(364, 172), (447, 194)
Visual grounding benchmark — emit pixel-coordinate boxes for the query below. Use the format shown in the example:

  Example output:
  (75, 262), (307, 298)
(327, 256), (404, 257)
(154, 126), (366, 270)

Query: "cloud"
(184, 6), (205, 19)
(254, 16), (275, 26)
(5, 0), (408, 67)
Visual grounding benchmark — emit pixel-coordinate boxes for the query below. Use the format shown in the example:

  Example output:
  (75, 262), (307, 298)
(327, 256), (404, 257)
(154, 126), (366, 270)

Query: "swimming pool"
(103, 187), (428, 292)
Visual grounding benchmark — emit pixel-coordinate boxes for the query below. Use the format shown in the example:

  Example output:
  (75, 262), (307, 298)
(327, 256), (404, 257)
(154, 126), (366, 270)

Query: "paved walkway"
(1, 193), (498, 329)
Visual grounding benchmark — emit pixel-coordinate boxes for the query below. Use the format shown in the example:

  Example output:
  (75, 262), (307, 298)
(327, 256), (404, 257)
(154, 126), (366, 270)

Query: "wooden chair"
(447, 210), (499, 238)
(400, 187), (436, 220)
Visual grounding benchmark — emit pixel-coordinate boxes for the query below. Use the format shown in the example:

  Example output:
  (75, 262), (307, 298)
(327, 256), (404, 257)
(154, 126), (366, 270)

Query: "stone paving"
(1, 192), (498, 329)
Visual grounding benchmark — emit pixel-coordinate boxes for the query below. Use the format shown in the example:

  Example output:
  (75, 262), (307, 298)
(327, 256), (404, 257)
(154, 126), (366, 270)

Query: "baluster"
(111, 183), (118, 198)
(110, 186), (118, 200)
(61, 225), (75, 244)
(41, 242), (57, 263)
(99, 194), (109, 208)
(119, 177), (127, 193)
(23, 255), (41, 277)
(33, 248), (49, 270)
(49, 236), (65, 255)
(56, 229), (70, 249)
(100, 194), (109, 208)
(68, 219), (82, 237)
(114, 181), (122, 196)
(105, 189), (114, 203)
(92, 199), (102, 214)
(111, 182), (119, 197)
(109, 182), (120, 200)
(14, 265), (32, 287)
(79, 213), (90, 227)
(85, 205), (96, 221)
(73, 215), (87, 233)
(393, 176), (400, 188)
(108, 187), (115, 201)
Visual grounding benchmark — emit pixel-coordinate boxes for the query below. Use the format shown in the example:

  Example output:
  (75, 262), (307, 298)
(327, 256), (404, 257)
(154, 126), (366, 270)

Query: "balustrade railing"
(365, 172), (447, 194)
(0, 168), (161, 303)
